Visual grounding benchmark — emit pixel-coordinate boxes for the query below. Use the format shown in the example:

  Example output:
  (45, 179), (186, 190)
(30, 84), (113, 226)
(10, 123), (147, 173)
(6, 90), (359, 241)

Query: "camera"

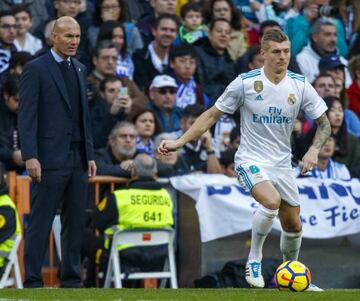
(319, 5), (339, 18)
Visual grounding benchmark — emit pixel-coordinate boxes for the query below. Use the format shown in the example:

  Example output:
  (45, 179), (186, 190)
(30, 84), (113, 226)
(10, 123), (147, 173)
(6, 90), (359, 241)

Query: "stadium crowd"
(0, 0), (360, 287)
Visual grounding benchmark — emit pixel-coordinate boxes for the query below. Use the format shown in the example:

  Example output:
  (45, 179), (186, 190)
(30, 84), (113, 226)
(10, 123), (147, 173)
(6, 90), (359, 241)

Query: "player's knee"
(282, 219), (302, 233)
(262, 193), (281, 210)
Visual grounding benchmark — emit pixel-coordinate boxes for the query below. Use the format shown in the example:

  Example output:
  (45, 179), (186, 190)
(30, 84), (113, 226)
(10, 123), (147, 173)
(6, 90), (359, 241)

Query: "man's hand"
(300, 145), (319, 175)
(157, 140), (182, 155)
(26, 158), (41, 182)
(120, 159), (134, 171)
(118, 95), (132, 115)
(12, 150), (24, 167)
(88, 160), (97, 177)
(110, 98), (122, 115)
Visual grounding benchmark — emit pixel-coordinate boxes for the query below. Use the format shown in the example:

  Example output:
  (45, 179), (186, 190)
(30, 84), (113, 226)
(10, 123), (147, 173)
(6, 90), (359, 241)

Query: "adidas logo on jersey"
(254, 94), (264, 101)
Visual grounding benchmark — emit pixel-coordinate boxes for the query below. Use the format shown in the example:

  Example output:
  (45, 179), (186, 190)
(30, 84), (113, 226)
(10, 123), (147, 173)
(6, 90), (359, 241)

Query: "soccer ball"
(275, 260), (311, 292)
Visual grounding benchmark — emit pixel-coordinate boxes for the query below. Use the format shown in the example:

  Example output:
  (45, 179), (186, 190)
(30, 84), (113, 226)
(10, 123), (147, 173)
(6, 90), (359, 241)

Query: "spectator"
(257, 0), (305, 29)
(137, 0), (177, 46)
(95, 121), (137, 177)
(97, 21), (135, 80)
(0, 0), (50, 34)
(83, 153), (174, 287)
(88, 0), (143, 55)
(0, 10), (17, 81)
(8, 51), (33, 75)
(286, 0), (348, 57)
(147, 74), (182, 133)
(0, 74), (24, 173)
(313, 72), (360, 138)
(331, 0), (360, 44)
(194, 18), (235, 104)
(323, 96), (360, 176)
(296, 17), (348, 84)
(312, 72), (336, 98)
(90, 75), (134, 149)
(174, 103), (222, 173)
(0, 164), (21, 276)
(212, 113), (237, 153)
(296, 135), (351, 180)
(169, 43), (209, 108)
(12, 4), (42, 55)
(246, 45), (264, 71)
(220, 147), (236, 177)
(154, 132), (190, 177)
(177, 2), (207, 44)
(346, 54), (360, 118)
(208, 0), (248, 61)
(131, 108), (162, 157)
(88, 40), (146, 107)
(133, 14), (179, 91)
(318, 54), (351, 89)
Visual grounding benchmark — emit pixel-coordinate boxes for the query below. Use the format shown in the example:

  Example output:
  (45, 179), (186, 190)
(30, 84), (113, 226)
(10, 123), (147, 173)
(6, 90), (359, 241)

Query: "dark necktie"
(60, 60), (71, 70)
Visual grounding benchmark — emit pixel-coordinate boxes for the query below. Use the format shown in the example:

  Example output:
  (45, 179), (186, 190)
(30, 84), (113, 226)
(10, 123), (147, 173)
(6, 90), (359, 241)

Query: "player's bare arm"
(301, 113), (331, 174)
(158, 106), (223, 154)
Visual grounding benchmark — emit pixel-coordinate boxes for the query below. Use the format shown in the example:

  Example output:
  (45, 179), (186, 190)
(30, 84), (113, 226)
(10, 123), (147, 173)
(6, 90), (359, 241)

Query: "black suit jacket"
(18, 51), (94, 169)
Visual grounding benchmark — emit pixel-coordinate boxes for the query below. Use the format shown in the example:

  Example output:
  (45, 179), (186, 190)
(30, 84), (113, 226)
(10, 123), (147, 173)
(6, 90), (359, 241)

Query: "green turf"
(0, 289), (358, 301)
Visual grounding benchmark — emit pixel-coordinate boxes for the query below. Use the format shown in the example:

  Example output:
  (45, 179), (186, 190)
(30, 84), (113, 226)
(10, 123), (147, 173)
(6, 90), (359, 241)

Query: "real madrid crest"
(254, 80), (263, 93)
(288, 93), (296, 105)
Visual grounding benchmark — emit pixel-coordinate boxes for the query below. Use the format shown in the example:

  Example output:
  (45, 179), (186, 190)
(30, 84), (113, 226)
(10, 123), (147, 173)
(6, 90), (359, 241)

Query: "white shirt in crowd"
(14, 32), (42, 55)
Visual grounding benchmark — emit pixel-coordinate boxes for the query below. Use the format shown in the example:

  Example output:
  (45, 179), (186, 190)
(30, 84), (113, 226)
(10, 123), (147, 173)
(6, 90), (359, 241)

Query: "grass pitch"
(0, 289), (359, 301)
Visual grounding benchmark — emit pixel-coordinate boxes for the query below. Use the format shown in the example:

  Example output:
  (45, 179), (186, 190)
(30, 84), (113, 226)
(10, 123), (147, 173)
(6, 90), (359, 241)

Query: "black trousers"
(24, 144), (88, 288)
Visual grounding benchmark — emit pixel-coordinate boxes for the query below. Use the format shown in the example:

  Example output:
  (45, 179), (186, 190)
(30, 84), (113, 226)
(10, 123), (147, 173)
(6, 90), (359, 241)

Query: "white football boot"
(245, 260), (265, 288)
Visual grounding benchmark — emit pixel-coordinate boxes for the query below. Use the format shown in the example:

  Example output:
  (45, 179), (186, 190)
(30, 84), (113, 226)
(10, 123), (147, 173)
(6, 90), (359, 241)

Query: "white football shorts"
(235, 161), (300, 207)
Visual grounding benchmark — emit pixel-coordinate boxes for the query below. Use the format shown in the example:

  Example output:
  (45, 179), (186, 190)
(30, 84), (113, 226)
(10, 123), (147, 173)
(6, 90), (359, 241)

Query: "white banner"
(170, 174), (360, 242)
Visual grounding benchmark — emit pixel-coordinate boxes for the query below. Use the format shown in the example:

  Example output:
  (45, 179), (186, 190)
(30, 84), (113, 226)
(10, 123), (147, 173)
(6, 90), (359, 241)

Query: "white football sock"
(280, 230), (302, 261)
(248, 205), (278, 261)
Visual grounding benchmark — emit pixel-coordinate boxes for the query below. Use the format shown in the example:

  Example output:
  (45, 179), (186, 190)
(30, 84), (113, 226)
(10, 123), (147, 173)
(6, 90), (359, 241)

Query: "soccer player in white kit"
(158, 29), (331, 291)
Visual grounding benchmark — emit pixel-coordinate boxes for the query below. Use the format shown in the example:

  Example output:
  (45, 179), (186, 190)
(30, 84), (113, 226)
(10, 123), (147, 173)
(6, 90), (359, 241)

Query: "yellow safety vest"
(104, 188), (174, 250)
(0, 194), (21, 268)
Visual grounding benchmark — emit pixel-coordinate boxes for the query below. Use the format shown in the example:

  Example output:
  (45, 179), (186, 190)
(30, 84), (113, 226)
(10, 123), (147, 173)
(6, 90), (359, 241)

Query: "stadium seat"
(0, 234), (23, 289)
(103, 228), (178, 288)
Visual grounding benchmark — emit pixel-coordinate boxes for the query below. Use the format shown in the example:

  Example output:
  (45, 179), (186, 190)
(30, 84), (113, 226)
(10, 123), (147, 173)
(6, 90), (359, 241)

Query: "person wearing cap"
(318, 54), (352, 88)
(146, 74), (182, 133)
(296, 17), (349, 84)
(312, 72), (360, 139)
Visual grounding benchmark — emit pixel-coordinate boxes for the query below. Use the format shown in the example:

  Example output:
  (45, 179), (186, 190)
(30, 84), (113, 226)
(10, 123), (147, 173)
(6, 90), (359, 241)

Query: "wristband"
(206, 150), (215, 155)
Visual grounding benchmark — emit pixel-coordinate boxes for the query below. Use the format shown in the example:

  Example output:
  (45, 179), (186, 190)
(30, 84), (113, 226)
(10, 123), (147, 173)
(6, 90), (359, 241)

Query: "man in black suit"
(18, 16), (96, 288)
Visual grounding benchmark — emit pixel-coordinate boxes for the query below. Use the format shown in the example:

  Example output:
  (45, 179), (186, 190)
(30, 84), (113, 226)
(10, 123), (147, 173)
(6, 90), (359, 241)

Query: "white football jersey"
(215, 68), (327, 168)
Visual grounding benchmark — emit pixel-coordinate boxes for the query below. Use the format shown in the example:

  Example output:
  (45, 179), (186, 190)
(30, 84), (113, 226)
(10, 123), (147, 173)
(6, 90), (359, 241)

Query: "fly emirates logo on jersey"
(252, 106), (293, 124)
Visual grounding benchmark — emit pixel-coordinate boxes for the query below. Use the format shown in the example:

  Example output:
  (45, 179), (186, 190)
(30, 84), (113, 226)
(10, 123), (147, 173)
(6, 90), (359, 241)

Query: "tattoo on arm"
(313, 113), (331, 150)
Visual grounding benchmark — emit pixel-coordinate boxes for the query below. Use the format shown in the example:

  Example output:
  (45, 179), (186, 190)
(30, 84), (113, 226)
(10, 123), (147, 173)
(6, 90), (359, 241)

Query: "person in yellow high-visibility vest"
(81, 153), (174, 287)
(0, 165), (21, 276)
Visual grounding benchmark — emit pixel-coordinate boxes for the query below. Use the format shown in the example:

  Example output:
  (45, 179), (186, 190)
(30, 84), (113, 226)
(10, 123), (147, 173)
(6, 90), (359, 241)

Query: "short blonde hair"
(261, 29), (289, 50)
